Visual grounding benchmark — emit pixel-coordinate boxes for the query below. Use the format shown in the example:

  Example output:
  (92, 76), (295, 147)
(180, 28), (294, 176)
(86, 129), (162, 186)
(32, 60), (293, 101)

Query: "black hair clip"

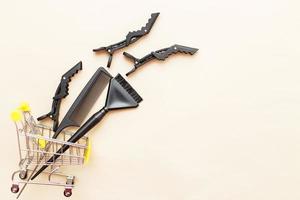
(123, 44), (198, 76)
(93, 12), (160, 68)
(37, 62), (82, 131)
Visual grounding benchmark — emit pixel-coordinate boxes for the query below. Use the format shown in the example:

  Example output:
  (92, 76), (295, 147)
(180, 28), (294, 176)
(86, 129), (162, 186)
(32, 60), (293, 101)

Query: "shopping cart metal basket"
(10, 103), (91, 197)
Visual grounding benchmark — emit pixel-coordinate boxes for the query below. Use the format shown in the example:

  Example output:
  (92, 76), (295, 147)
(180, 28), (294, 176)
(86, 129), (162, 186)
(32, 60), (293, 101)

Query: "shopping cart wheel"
(19, 170), (28, 180)
(11, 184), (19, 193)
(64, 188), (72, 197)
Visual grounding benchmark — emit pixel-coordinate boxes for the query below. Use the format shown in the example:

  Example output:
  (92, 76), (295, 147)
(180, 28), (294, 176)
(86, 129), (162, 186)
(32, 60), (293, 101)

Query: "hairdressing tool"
(54, 67), (112, 137)
(93, 12), (160, 68)
(124, 44), (198, 76)
(31, 74), (142, 180)
(37, 62), (82, 131)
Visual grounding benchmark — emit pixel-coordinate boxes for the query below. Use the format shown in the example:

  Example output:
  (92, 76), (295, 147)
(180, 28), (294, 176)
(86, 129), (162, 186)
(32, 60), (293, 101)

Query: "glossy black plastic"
(93, 13), (160, 68)
(31, 74), (142, 180)
(37, 61), (82, 131)
(124, 44), (198, 76)
(54, 67), (112, 137)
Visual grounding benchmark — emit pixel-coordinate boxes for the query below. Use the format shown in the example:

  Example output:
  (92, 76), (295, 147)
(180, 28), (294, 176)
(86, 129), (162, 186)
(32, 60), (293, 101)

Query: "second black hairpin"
(124, 44), (198, 76)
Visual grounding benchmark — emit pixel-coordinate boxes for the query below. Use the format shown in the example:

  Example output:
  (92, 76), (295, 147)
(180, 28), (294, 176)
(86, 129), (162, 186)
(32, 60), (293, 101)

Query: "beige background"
(0, 0), (299, 199)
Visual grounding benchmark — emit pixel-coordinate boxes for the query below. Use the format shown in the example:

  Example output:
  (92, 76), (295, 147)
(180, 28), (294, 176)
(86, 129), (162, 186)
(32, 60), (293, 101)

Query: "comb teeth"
(115, 74), (143, 103)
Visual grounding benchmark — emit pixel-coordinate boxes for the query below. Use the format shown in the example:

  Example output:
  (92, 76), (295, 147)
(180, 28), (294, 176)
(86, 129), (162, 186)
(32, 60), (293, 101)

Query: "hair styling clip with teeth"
(124, 44), (198, 76)
(93, 12), (160, 68)
(37, 61), (82, 131)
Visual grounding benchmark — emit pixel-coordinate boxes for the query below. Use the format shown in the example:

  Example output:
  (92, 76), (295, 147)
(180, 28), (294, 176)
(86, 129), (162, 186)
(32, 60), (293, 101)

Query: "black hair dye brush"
(31, 74), (142, 180)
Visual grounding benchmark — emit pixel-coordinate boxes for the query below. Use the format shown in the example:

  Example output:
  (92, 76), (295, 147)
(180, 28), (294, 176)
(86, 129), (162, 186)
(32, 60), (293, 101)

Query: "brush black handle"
(68, 108), (108, 142)
(31, 108), (108, 180)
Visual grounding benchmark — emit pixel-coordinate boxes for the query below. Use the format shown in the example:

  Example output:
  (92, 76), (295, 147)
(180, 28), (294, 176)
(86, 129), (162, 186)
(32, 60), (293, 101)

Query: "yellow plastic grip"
(11, 110), (22, 122)
(84, 139), (91, 164)
(19, 102), (31, 112)
(38, 139), (47, 149)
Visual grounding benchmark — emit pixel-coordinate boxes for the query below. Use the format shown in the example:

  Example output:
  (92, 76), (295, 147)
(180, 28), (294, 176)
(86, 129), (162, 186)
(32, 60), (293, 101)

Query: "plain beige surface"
(1, 0), (299, 199)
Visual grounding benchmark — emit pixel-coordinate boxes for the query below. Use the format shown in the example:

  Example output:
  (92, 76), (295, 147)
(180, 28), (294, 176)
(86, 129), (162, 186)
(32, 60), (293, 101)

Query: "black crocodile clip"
(37, 61), (82, 131)
(93, 12), (160, 68)
(124, 44), (198, 76)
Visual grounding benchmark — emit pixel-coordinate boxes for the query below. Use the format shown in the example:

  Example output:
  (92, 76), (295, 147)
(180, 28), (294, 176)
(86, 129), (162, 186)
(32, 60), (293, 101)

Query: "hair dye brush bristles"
(112, 74), (143, 105)
(31, 74), (142, 180)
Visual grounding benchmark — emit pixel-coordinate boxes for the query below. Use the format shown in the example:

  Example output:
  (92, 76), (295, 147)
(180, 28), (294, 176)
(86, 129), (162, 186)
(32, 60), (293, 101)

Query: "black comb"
(54, 67), (112, 137)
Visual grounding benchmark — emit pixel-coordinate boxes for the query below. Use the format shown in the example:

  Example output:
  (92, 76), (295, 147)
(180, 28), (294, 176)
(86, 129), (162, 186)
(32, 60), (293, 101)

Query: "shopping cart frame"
(10, 107), (89, 197)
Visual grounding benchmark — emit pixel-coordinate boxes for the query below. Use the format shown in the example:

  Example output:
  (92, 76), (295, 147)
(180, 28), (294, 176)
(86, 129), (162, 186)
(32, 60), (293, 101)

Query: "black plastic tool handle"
(31, 108), (108, 180)
(67, 108), (107, 143)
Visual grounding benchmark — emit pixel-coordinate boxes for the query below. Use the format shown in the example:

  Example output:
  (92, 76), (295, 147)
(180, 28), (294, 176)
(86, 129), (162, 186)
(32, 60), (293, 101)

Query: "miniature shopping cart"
(10, 103), (91, 197)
